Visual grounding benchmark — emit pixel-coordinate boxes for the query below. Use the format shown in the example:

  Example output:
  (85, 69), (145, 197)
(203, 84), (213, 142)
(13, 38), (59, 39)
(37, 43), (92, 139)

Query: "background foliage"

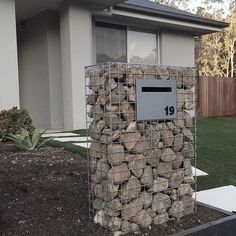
(156, 0), (236, 77)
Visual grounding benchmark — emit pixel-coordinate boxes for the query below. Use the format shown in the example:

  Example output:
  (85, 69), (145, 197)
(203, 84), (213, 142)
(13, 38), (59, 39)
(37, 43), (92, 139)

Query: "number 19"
(165, 106), (175, 116)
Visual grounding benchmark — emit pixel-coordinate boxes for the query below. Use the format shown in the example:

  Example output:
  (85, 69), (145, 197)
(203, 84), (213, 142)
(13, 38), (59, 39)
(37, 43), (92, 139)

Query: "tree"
(155, 0), (190, 10)
(196, 3), (236, 77)
(156, 0), (236, 77)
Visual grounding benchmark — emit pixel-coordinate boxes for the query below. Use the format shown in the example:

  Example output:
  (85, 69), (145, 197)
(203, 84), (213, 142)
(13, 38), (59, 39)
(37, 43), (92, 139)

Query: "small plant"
(0, 107), (34, 141)
(7, 128), (52, 151)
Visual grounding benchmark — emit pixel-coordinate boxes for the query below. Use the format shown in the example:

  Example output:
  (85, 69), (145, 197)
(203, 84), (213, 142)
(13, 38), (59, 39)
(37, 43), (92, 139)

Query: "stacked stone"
(85, 63), (196, 235)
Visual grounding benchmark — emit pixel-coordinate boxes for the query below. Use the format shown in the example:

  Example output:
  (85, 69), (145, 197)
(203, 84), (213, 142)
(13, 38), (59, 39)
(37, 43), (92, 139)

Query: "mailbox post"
(85, 63), (196, 233)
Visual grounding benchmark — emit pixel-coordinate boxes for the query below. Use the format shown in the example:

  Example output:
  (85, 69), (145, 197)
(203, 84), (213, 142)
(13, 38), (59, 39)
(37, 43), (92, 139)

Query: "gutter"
(115, 3), (229, 29)
(91, 6), (113, 16)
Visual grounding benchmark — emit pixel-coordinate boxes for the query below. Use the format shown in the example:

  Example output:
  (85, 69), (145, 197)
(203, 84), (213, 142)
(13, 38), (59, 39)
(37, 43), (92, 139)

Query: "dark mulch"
(0, 142), (227, 236)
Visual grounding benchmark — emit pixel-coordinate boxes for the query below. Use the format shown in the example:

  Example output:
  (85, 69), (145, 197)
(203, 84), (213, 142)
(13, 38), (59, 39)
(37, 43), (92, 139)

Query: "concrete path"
(196, 185), (236, 212)
(42, 132), (79, 138)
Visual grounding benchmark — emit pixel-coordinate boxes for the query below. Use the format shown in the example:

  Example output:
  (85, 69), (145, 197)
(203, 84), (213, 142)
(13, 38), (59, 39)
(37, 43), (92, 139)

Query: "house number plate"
(136, 79), (177, 121)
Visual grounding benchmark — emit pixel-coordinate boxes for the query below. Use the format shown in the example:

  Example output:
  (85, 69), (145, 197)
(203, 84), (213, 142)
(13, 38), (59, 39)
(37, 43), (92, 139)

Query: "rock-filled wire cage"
(85, 63), (197, 234)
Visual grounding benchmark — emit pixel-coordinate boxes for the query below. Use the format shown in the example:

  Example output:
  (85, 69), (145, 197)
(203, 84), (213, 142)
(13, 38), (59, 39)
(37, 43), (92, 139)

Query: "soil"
(0, 142), (227, 236)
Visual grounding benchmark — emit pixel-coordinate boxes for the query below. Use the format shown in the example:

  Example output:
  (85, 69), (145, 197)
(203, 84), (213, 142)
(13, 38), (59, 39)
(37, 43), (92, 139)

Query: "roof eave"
(115, 3), (229, 30)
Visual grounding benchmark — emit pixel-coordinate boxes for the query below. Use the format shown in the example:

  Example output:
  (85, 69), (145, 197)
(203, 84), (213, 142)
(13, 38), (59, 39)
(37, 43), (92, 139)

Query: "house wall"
(160, 31), (195, 67)
(0, 0), (20, 111)
(60, 1), (93, 130)
(18, 11), (63, 129)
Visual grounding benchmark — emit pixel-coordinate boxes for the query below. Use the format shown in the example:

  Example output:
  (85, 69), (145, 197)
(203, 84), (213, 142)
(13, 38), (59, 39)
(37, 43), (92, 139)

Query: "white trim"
(112, 9), (222, 32)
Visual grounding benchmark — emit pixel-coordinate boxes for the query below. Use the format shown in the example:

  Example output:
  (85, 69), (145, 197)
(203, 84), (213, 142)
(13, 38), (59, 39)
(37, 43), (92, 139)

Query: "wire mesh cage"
(85, 62), (197, 233)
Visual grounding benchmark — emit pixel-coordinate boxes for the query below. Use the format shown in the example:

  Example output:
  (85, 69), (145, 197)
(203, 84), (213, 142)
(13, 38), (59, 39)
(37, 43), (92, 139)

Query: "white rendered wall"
(161, 31), (195, 67)
(60, 1), (93, 130)
(0, 0), (20, 111)
(18, 11), (63, 129)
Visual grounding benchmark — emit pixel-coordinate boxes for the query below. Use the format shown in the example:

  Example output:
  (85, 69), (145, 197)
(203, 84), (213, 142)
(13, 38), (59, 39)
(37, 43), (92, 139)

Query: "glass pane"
(128, 30), (157, 64)
(95, 23), (127, 63)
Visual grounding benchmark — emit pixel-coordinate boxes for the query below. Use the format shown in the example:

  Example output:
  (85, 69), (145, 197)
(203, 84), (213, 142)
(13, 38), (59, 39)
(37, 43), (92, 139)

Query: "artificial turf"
(197, 116), (236, 191)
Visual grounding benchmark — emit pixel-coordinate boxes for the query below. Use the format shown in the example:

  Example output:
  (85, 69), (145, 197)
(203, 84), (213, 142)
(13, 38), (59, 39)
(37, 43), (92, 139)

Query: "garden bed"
(0, 143), (233, 236)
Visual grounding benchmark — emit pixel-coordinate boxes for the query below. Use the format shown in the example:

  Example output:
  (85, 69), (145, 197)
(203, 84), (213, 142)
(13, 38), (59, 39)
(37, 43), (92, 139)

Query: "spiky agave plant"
(7, 128), (52, 150)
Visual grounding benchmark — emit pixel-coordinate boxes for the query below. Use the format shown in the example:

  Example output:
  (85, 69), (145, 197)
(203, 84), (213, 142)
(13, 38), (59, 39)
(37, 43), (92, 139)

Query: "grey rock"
(153, 212), (169, 225)
(89, 104), (103, 122)
(161, 148), (176, 163)
(119, 131), (141, 151)
(101, 180), (119, 201)
(119, 176), (141, 202)
(181, 195), (195, 215)
(108, 164), (130, 184)
(108, 144), (125, 165)
(183, 159), (193, 176)
(140, 191), (153, 209)
(126, 122), (137, 132)
(178, 184), (191, 196)
(87, 93), (97, 106)
(148, 177), (168, 193)
(156, 162), (172, 179)
(177, 89), (186, 109)
(145, 125), (161, 148)
(128, 155), (146, 178)
(93, 198), (104, 210)
(131, 136), (152, 156)
(168, 200), (184, 218)
(146, 208), (156, 218)
(96, 160), (110, 179)
(121, 197), (143, 219)
(130, 223), (140, 233)
(131, 210), (152, 228)
(182, 142), (195, 158)
(105, 104), (119, 112)
(146, 149), (161, 167)
(94, 184), (103, 199)
(160, 128), (174, 146)
(168, 170), (185, 188)
(173, 111), (185, 128)
(105, 113), (120, 130)
(140, 166), (153, 187)
(127, 86), (136, 102)
(184, 111), (193, 128)
(152, 193), (171, 214)
(120, 100), (135, 122)
(172, 152), (184, 170)
(183, 128), (194, 142)
(108, 217), (122, 231)
(121, 220), (131, 234)
(173, 133), (184, 152)
(90, 142), (102, 159)
(97, 89), (108, 105)
(110, 84), (126, 104)
(184, 176), (195, 184)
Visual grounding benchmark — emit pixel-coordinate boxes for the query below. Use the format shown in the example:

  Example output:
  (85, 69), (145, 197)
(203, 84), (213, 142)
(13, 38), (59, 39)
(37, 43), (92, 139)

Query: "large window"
(95, 22), (158, 64)
(95, 22), (127, 63)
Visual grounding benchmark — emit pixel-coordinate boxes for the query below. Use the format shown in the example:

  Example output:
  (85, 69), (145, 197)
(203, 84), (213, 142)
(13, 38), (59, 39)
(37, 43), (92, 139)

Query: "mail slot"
(136, 79), (177, 121)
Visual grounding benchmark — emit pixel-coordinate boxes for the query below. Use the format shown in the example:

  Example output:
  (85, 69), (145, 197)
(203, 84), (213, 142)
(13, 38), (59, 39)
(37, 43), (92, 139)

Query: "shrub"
(7, 128), (52, 150)
(0, 107), (34, 141)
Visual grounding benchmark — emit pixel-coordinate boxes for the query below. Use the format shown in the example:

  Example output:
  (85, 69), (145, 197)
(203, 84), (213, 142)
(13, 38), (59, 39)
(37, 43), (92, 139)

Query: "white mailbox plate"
(136, 79), (177, 121)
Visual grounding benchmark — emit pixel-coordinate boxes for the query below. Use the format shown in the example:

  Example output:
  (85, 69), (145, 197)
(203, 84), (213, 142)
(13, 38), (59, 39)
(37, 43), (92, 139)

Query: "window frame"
(93, 20), (160, 65)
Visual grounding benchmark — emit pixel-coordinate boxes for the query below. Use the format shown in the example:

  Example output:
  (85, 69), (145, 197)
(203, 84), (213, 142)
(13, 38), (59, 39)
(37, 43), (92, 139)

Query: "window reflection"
(128, 30), (157, 64)
(95, 23), (127, 63)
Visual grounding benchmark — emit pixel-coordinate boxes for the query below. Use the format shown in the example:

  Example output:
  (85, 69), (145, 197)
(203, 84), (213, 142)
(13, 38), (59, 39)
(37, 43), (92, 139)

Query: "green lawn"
(197, 116), (236, 191)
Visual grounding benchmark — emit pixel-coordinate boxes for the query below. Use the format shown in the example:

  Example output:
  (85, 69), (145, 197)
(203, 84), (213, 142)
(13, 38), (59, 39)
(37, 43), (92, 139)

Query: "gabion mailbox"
(85, 63), (196, 234)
